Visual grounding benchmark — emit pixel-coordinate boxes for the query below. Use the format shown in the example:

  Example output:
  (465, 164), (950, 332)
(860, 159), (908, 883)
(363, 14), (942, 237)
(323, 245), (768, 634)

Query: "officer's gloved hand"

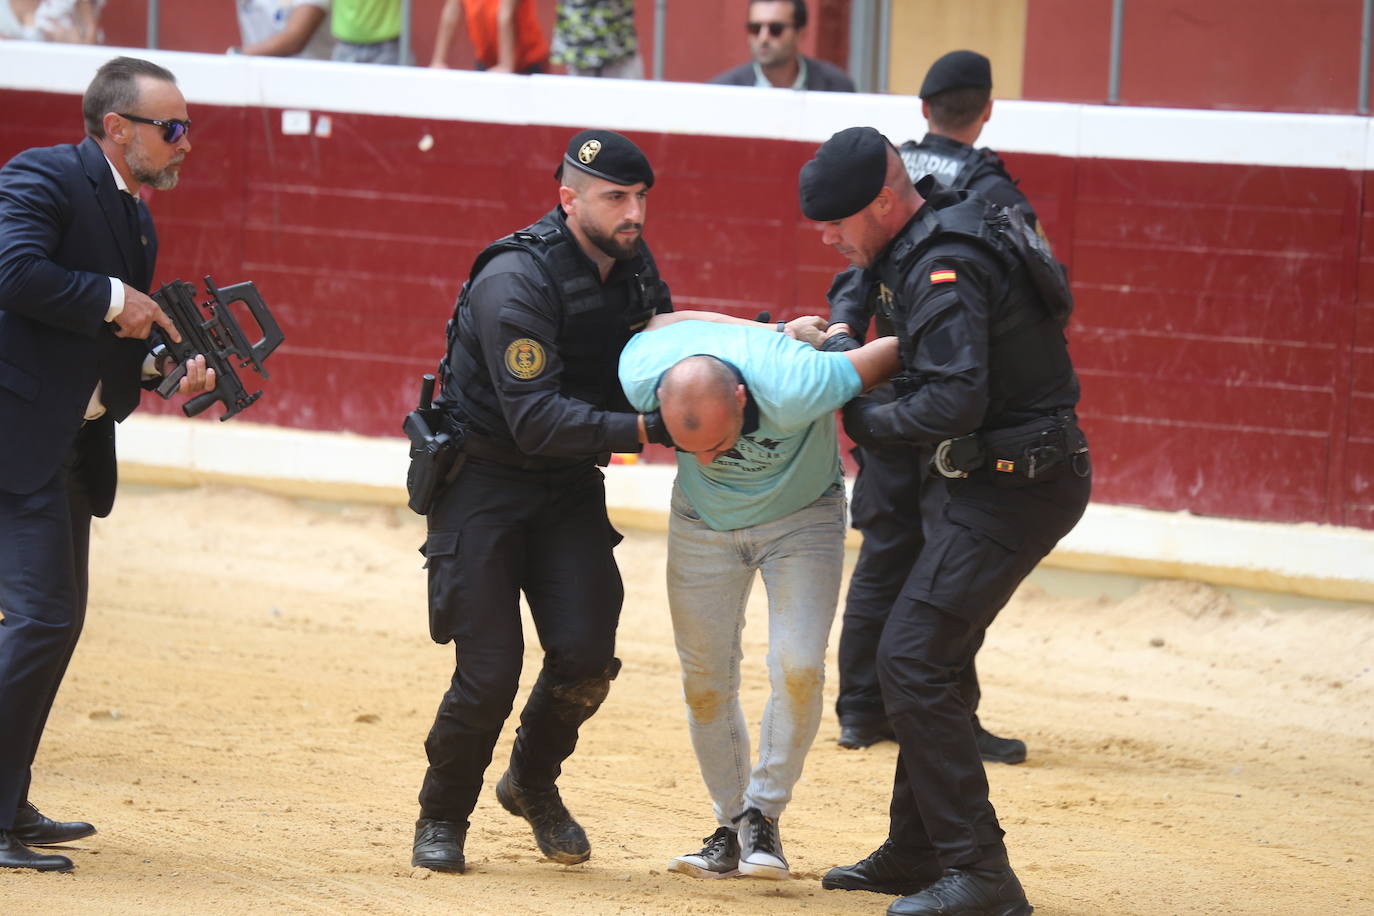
(642, 409), (675, 448)
(842, 395), (886, 449)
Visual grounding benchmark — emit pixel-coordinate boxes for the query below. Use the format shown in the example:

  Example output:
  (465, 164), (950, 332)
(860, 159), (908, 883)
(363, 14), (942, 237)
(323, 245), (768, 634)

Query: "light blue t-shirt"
(619, 321), (862, 531)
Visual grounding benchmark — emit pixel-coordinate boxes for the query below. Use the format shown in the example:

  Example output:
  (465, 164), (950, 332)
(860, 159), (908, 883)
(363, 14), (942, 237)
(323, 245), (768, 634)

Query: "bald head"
(657, 356), (747, 465)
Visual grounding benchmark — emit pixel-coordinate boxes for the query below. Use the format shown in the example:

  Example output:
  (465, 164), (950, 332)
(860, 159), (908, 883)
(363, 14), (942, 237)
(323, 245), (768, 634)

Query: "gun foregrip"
(182, 389), (222, 418)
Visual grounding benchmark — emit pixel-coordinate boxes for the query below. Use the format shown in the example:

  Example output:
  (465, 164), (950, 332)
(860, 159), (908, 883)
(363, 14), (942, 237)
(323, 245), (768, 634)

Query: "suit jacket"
(0, 137), (159, 515)
(709, 55), (856, 92)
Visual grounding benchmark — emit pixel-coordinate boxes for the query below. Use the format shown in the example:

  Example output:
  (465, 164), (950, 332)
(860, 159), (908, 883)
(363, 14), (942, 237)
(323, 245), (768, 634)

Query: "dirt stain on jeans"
(784, 667), (822, 727)
(686, 687), (724, 724)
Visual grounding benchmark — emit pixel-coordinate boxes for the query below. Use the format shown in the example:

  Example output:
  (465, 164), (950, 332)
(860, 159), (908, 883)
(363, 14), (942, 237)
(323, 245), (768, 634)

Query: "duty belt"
(460, 432), (601, 472)
(933, 410), (1088, 483)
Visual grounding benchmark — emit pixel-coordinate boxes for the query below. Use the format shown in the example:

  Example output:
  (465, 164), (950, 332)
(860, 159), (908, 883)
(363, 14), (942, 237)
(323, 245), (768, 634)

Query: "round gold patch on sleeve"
(504, 338), (547, 380)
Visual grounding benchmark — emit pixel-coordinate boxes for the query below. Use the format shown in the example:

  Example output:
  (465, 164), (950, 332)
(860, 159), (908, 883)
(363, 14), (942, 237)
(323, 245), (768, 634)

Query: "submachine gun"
(151, 276), (285, 420)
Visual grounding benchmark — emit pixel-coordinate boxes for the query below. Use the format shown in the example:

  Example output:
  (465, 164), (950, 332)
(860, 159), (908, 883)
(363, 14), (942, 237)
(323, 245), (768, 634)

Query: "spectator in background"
(1, 0), (104, 43)
(551, 0), (640, 79)
(710, 0), (852, 92)
(331, 0), (399, 64)
(431, 0), (548, 74)
(233, 0), (333, 59)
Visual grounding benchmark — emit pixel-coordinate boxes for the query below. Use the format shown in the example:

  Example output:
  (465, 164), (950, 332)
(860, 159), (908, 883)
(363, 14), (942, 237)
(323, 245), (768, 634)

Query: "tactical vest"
(899, 139), (1015, 200)
(437, 207), (665, 439)
(888, 187), (1078, 428)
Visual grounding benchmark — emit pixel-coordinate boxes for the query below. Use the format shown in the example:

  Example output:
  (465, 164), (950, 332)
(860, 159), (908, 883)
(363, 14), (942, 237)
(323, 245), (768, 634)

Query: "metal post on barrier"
(1108, 0), (1123, 103)
(146, 0), (159, 49)
(653, 0), (666, 80)
(401, 0), (412, 66)
(1360, 0), (1372, 114)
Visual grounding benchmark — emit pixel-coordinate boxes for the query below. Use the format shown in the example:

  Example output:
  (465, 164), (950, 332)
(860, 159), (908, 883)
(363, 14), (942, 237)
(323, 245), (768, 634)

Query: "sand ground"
(1, 485), (1371, 915)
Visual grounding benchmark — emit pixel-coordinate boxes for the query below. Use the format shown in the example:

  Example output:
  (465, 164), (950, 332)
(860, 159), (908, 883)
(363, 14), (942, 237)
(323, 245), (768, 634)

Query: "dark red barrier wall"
(1, 91), (1369, 529)
(1025, 0), (1369, 113)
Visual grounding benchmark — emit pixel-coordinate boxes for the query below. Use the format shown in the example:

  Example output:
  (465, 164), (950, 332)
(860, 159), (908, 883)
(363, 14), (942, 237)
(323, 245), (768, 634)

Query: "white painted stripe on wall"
(3, 43), (1373, 171)
(116, 415), (1374, 600)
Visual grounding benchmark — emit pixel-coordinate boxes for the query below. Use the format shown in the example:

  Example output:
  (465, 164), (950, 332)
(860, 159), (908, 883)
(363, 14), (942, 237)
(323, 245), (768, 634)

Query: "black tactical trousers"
(836, 443), (953, 723)
(418, 458), (624, 824)
(878, 468), (1091, 868)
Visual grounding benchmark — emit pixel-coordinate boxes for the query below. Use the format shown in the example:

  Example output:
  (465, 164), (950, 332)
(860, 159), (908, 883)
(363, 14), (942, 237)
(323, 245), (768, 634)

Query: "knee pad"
(549, 657), (621, 709)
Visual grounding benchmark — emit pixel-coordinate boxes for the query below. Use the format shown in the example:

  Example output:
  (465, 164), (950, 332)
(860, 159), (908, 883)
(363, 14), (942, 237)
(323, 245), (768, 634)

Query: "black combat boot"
(822, 838), (940, 895)
(837, 715), (895, 749)
(495, 771), (590, 864)
(975, 725), (1027, 765)
(411, 818), (466, 873)
(886, 865), (1032, 916)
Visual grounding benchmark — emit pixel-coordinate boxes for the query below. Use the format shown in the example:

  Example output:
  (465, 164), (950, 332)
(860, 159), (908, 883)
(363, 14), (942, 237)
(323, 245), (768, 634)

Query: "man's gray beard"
(131, 162), (180, 191)
(128, 142), (180, 190)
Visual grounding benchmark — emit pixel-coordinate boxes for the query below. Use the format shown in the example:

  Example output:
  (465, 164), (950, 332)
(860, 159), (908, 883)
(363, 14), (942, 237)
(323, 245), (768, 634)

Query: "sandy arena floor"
(1, 485), (1371, 915)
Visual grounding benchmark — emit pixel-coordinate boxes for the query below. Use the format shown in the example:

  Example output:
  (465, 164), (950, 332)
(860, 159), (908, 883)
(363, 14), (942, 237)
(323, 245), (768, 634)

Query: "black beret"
(555, 128), (654, 188)
(919, 50), (992, 99)
(798, 126), (890, 222)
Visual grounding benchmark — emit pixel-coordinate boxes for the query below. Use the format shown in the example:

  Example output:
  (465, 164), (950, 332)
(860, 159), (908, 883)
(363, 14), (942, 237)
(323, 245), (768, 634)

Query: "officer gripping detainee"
(828, 50), (1039, 763)
(797, 127), (1090, 916)
(406, 129), (674, 874)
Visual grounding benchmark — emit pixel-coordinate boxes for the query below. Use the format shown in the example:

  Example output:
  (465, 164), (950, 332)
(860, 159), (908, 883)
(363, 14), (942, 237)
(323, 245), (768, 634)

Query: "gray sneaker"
(734, 807), (789, 880)
(668, 826), (740, 879)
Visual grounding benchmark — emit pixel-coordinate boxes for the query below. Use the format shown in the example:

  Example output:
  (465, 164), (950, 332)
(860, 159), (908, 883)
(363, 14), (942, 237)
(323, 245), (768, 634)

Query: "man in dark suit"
(0, 56), (213, 873)
(709, 0), (854, 92)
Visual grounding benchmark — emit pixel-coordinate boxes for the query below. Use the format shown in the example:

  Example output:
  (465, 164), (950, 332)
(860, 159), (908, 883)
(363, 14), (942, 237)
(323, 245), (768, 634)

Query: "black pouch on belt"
(982, 415), (1071, 488)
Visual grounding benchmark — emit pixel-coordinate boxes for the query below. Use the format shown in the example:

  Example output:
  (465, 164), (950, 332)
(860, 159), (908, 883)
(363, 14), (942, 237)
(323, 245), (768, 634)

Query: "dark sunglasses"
(746, 21), (790, 37)
(119, 113), (191, 144)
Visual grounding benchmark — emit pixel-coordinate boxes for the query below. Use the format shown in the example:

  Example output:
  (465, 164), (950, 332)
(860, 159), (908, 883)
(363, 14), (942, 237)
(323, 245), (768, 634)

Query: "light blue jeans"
(667, 481), (846, 825)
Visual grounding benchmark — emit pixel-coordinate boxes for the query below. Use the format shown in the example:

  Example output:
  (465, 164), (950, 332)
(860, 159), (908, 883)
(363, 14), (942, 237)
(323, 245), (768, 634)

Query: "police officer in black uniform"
(799, 128), (1090, 915)
(408, 129), (673, 874)
(830, 50), (1039, 762)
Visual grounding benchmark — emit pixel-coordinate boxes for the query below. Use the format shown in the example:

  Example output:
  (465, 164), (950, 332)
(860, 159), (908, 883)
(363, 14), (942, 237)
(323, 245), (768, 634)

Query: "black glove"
(842, 395), (886, 449)
(819, 331), (860, 352)
(642, 409), (675, 448)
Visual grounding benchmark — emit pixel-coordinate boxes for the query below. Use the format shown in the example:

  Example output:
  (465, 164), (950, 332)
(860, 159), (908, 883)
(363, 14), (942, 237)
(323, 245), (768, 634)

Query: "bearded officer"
(800, 127), (1090, 915)
(829, 50), (1039, 763)
(408, 129), (673, 874)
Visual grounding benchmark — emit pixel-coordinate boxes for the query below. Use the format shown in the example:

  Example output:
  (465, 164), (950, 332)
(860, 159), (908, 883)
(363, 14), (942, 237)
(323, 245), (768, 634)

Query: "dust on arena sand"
(1, 486), (1370, 916)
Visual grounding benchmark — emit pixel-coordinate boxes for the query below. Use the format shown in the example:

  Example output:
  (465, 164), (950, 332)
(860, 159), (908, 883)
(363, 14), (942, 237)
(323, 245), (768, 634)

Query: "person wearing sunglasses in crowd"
(0, 56), (215, 873)
(709, 0), (854, 92)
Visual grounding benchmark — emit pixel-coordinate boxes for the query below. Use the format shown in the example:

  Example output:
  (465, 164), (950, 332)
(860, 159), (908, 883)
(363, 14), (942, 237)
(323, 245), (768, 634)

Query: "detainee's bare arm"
(843, 337), (901, 391)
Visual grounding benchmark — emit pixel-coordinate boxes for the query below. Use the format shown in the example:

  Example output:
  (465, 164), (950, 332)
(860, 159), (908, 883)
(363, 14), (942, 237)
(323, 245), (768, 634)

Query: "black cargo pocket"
(422, 530), (462, 644)
(902, 502), (1027, 619)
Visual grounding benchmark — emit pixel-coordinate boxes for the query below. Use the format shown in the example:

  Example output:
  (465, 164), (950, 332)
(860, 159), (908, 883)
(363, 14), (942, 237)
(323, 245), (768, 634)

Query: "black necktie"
(120, 192), (151, 289)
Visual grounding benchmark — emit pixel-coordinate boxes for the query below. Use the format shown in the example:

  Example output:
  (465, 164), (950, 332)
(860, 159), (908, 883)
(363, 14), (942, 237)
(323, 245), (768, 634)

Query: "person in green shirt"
(330, 0), (400, 64)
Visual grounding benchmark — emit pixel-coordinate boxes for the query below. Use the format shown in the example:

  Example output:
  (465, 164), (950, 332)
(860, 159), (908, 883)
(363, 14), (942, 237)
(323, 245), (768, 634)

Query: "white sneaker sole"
(668, 858), (741, 879)
(738, 860), (790, 880)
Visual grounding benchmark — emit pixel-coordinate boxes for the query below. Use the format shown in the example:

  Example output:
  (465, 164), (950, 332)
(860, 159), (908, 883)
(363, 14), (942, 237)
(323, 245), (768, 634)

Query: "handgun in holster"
(403, 374), (465, 515)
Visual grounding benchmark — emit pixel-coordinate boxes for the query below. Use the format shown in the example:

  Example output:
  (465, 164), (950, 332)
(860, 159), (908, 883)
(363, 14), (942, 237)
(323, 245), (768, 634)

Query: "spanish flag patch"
(929, 269), (957, 284)
(994, 458), (1016, 473)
